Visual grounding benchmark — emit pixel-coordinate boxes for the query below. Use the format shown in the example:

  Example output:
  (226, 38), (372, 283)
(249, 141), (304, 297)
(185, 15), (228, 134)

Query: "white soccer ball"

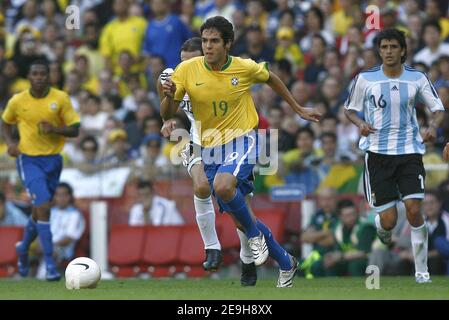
(65, 257), (101, 290)
(160, 68), (174, 85)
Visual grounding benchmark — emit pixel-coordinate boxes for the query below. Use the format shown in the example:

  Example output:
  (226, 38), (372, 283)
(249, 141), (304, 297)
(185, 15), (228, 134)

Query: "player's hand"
(359, 122), (377, 137)
(39, 121), (54, 134)
(162, 79), (176, 98)
(297, 107), (321, 122)
(422, 126), (437, 144)
(443, 142), (449, 162)
(7, 144), (20, 158)
(161, 119), (177, 138)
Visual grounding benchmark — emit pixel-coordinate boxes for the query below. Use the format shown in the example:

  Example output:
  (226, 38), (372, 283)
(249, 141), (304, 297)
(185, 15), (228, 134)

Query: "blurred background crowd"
(0, 0), (449, 278)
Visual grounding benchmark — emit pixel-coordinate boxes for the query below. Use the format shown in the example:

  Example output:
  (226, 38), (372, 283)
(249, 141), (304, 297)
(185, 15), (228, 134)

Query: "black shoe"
(203, 249), (222, 272)
(241, 261), (257, 286)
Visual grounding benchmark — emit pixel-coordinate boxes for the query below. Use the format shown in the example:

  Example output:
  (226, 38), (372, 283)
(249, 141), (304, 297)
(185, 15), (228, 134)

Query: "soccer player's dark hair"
(181, 37), (203, 54)
(336, 198), (356, 215)
(29, 58), (50, 74)
(57, 182), (75, 203)
(296, 126), (315, 140)
(200, 16), (234, 46)
(375, 28), (407, 63)
(137, 180), (153, 190)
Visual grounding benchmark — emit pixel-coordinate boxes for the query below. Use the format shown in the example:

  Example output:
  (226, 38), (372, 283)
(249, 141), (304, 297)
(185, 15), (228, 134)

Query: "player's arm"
(422, 110), (444, 143)
(1, 121), (20, 157)
(39, 121), (80, 137)
(343, 74), (376, 136)
(265, 71), (321, 122)
(160, 78), (183, 137)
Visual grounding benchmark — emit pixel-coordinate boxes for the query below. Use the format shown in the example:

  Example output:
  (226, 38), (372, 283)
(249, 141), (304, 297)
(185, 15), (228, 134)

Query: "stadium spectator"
(321, 199), (376, 276)
(41, 0), (65, 28)
(267, 1), (302, 39)
(80, 93), (108, 136)
(303, 34), (327, 84)
(329, 0), (353, 36)
(274, 27), (304, 72)
(423, 191), (449, 275)
(128, 180), (184, 226)
(0, 191), (28, 226)
(233, 25), (274, 63)
(35, 182), (85, 279)
(14, 0), (45, 35)
(413, 20), (449, 67)
(142, 0), (192, 69)
(74, 23), (106, 78)
(99, 0), (147, 73)
(425, 0), (449, 40)
(12, 29), (48, 78)
(203, 0), (238, 22)
(280, 127), (321, 195)
(300, 7), (334, 53)
(134, 133), (171, 180)
(102, 128), (139, 167)
(245, 0), (268, 32)
(301, 187), (338, 277)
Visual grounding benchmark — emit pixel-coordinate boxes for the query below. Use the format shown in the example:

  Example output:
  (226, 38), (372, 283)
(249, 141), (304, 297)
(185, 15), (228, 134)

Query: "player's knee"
(34, 201), (51, 221)
(380, 215), (396, 231)
(194, 181), (211, 199)
(213, 180), (235, 201)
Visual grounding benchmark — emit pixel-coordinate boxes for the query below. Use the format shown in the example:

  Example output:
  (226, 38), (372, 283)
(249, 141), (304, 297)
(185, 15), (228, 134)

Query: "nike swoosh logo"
(195, 82), (205, 86)
(73, 263), (90, 270)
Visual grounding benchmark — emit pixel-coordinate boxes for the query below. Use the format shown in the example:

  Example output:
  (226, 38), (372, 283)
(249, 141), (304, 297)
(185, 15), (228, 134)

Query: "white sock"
(194, 195), (221, 250)
(411, 223), (429, 275)
(237, 228), (254, 264)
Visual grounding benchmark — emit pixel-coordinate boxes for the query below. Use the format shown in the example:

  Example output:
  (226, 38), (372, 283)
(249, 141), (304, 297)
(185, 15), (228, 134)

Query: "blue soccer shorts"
(16, 154), (63, 206)
(202, 130), (258, 211)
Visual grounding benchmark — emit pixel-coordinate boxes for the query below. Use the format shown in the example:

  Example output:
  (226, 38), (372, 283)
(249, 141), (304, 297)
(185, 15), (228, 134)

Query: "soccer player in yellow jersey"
(1, 60), (80, 281)
(162, 16), (321, 287)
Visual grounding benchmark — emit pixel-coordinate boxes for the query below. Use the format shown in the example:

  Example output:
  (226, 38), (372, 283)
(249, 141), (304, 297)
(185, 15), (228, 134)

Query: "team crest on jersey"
(50, 103), (57, 111)
(231, 77), (239, 86)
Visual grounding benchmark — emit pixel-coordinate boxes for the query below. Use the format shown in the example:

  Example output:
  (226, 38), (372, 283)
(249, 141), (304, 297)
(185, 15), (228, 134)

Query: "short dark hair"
(422, 19), (442, 35)
(200, 16), (234, 46)
(307, 7), (324, 30)
(137, 180), (153, 190)
(376, 28), (407, 63)
(29, 59), (49, 74)
(320, 132), (337, 142)
(296, 126), (315, 140)
(337, 199), (356, 215)
(274, 58), (292, 75)
(181, 37), (203, 54)
(56, 182), (74, 203)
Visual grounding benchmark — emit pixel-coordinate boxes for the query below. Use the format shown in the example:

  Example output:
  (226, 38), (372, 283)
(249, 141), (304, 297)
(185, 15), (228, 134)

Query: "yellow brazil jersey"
(1, 88), (80, 156)
(99, 16), (147, 74)
(172, 56), (269, 147)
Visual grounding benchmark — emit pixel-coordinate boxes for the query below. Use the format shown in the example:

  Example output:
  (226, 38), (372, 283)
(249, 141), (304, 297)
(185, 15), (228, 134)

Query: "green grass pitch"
(0, 276), (448, 300)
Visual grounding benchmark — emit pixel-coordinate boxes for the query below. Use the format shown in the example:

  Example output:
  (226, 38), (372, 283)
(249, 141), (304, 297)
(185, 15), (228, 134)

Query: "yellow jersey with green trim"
(172, 56), (269, 147)
(1, 88), (80, 156)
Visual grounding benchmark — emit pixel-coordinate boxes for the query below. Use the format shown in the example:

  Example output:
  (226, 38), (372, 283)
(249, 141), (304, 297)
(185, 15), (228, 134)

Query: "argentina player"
(344, 29), (445, 283)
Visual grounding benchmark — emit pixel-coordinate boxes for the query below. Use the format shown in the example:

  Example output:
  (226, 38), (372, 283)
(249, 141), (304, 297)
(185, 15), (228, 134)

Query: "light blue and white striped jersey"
(344, 65), (444, 155)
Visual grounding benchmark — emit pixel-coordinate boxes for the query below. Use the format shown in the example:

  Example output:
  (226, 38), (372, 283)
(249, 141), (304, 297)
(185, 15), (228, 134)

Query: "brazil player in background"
(1, 60), (80, 281)
(162, 16), (321, 287)
(344, 29), (445, 283)
(159, 37), (258, 286)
